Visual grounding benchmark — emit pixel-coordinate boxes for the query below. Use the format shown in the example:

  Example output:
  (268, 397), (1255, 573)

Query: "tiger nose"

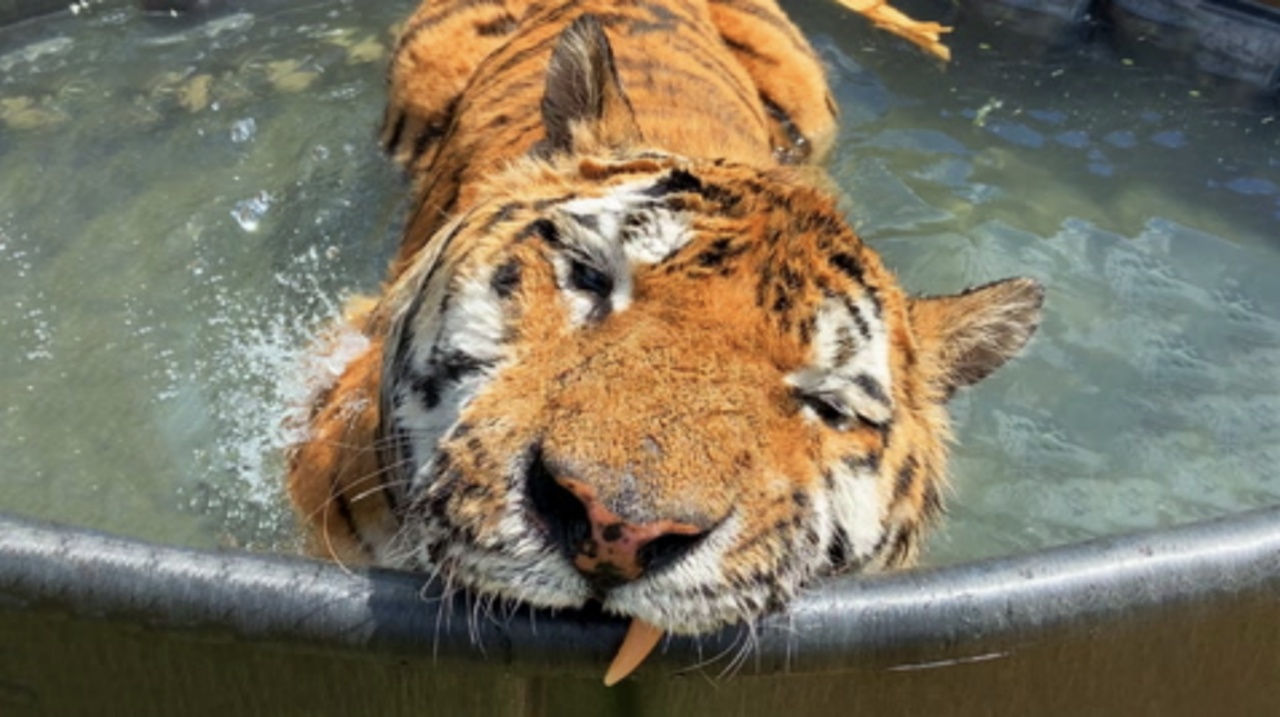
(528, 452), (708, 591)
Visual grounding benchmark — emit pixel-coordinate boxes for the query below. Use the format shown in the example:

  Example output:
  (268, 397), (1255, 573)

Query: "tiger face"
(288, 3), (1042, 640)
(375, 152), (1040, 635)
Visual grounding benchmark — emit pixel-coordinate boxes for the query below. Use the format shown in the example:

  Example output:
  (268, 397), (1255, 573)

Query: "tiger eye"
(569, 259), (613, 298)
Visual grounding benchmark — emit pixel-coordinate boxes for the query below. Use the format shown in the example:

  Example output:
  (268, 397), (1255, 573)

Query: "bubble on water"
(22, 303), (54, 361)
(324, 84), (361, 101)
(230, 117), (256, 143)
(230, 190), (271, 232)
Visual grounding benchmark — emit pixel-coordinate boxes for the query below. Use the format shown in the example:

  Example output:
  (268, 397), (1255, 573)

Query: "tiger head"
(320, 18), (1043, 636)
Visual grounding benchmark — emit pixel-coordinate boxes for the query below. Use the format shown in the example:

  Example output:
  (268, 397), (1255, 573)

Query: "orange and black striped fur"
(287, 0), (1043, 635)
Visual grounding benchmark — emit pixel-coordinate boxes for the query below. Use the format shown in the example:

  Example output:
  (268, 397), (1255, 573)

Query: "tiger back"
(381, 0), (839, 271)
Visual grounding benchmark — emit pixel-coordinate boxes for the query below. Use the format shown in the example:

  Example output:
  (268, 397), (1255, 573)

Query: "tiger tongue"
(603, 619), (664, 686)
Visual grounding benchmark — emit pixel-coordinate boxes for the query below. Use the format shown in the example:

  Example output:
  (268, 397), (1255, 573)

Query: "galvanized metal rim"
(1, 507), (1278, 678)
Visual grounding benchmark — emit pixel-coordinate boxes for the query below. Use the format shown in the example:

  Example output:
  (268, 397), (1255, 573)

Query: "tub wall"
(3, 590), (1277, 716)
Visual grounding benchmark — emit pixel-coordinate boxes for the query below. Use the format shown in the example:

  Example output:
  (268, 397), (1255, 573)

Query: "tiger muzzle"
(526, 446), (709, 594)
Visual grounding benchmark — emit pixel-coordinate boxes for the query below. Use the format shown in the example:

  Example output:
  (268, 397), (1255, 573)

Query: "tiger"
(287, 0), (1043, 652)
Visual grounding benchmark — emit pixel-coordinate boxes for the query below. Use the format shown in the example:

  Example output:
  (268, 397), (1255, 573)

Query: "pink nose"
(527, 452), (708, 591)
(556, 476), (706, 585)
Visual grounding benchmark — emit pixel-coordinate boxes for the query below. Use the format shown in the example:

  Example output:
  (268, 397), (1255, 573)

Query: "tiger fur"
(287, 0), (1044, 636)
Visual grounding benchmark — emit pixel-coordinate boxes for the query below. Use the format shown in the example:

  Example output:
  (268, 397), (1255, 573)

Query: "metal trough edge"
(2, 506), (1278, 677)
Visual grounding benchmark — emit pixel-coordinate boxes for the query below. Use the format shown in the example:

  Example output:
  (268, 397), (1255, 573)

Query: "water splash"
(173, 244), (370, 550)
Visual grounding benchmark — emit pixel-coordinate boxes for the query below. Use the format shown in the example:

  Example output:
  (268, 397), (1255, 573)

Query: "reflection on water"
(0, 0), (1277, 565)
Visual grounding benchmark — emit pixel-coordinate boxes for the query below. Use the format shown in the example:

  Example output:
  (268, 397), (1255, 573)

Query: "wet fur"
(288, 0), (1043, 636)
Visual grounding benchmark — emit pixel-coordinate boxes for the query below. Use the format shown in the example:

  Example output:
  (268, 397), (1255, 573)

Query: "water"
(0, 0), (406, 551)
(790, 0), (1280, 563)
(0, 0), (1277, 566)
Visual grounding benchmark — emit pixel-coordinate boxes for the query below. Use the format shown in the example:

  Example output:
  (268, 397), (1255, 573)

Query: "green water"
(1, 0), (1277, 566)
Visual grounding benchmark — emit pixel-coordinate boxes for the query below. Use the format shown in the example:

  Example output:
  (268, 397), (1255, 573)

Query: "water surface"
(1, 0), (1277, 566)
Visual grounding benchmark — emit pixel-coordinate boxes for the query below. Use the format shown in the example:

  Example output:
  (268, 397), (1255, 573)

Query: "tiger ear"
(907, 277), (1044, 400)
(540, 14), (642, 154)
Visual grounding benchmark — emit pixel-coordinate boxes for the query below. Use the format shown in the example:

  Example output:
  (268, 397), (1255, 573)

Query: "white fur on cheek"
(391, 268), (509, 495)
(444, 273), (508, 364)
(786, 293), (893, 569)
(789, 294), (894, 426)
(825, 458), (886, 563)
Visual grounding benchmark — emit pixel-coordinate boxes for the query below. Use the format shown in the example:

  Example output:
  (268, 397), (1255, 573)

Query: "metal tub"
(3, 509), (1279, 715)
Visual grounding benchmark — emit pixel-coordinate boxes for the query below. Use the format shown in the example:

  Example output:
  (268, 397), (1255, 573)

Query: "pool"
(1, 0), (1278, 714)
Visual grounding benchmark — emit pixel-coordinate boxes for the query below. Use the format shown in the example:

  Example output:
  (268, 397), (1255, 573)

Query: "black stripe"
(893, 455), (918, 502)
(409, 96), (459, 166)
(412, 373), (443, 410)
(844, 452), (882, 474)
(721, 35), (766, 60)
(833, 324), (856, 364)
(516, 217), (561, 244)
(762, 92), (809, 161)
(395, 0), (508, 52)
(490, 258), (523, 298)
(388, 214), (473, 382)
(568, 212), (600, 232)
(708, 0), (813, 57)
(532, 193), (579, 211)
(922, 480), (944, 520)
(830, 252), (864, 283)
(844, 295), (872, 341)
(827, 527), (852, 568)
(437, 349), (493, 382)
(694, 236), (748, 268)
(595, 9), (677, 35)
(470, 32), (559, 96)
(854, 373), (891, 407)
(639, 32), (764, 125)
(798, 315), (815, 344)
(867, 523), (893, 561)
(475, 13), (518, 36)
(619, 54), (763, 137)
(383, 110), (406, 154)
(380, 460), (403, 517)
(882, 527), (915, 567)
(877, 421), (892, 450)
(331, 480), (372, 556)
(467, 0), (588, 96)
(481, 201), (524, 233)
